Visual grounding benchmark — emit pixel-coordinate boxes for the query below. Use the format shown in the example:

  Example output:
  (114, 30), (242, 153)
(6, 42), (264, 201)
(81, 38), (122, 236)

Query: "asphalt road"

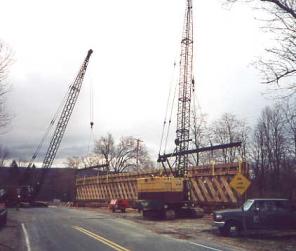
(9, 207), (237, 251)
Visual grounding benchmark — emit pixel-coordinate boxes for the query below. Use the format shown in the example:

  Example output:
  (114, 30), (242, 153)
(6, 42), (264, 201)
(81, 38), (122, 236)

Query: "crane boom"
(175, 0), (194, 177)
(42, 49), (93, 168)
(137, 0), (197, 218)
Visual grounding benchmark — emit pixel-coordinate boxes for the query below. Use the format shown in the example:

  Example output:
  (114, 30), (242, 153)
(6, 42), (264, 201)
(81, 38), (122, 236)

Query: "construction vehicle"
(136, 0), (196, 219)
(137, 176), (187, 219)
(8, 50), (93, 206)
(136, 0), (242, 219)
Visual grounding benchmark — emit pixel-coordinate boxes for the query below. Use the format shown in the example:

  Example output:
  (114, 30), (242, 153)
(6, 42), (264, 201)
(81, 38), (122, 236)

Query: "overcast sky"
(0, 0), (273, 166)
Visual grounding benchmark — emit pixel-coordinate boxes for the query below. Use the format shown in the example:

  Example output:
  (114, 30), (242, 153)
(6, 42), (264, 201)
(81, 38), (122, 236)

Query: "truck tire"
(0, 214), (7, 227)
(219, 221), (241, 236)
(142, 210), (150, 217)
(164, 209), (176, 220)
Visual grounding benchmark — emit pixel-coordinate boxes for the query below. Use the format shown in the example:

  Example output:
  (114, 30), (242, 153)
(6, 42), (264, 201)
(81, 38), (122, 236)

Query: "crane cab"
(137, 176), (195, 219)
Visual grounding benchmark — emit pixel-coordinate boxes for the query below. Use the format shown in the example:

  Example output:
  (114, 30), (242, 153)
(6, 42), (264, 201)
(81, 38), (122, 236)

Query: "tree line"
(191, 100), (296, 198)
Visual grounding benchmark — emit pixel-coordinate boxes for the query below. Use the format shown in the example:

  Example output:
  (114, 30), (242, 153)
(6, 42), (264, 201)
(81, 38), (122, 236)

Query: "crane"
(137, 0), (195, 219)
(27, 49), (93, 169)
(138, 1), (241, 219)
(175, 0), (194, 177)
(42, 49), (93, 168)
(13, 50), (94, 205)
(157, 0), (241, 175)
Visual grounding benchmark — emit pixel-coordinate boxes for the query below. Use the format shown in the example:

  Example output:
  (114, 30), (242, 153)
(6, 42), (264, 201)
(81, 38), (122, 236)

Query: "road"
(9, 207), (237, 251)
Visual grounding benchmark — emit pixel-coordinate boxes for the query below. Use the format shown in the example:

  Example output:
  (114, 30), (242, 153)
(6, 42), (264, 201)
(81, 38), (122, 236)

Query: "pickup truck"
(109, 199), (129, 213)
(213, 198), (296, 236)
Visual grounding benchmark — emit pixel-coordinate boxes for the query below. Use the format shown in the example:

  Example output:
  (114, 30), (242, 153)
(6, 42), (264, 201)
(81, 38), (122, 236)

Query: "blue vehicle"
(213, 198), (296, 236)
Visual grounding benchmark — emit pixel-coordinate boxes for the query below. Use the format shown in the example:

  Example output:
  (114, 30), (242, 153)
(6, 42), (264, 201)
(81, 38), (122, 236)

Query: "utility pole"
(136, 138), (142, 172)
(175, 0), (194, 177)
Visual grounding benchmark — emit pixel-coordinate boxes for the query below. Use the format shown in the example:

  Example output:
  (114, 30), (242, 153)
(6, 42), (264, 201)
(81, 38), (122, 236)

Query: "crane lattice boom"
(42, 49), (93, 168)
(175, 0), (194, 177)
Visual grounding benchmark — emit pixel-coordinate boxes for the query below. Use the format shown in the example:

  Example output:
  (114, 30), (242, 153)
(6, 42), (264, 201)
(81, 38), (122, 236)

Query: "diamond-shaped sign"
(230, 173), (251, 195)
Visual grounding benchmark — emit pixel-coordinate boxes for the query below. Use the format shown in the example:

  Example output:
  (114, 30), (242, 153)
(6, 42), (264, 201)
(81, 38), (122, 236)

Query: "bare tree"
(282, 99), (296, 157)
(0, 144), (9, 167)
(94, 133), (154, 173)
(226, 0), (296, 96)
(9, 159), (18, 168)
(210, 113), (250, 163)
(250, 102), (296, 197)
(66, 156), (82, 169)
(252, 103), (287, 194)
(80, 154), (103, 168)
(190, 111), (209, 165)
(65, 154), (103, 169)
(279, 99), (296, 197)
(252, 121), (268, 194)
(17, 159), (30, 168)
(94, 133), (115, 170)
(0, 41), (12, 131)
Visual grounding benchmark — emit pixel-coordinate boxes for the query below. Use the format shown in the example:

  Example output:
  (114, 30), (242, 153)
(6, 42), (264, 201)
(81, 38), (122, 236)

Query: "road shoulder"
(0, 210), (25, 251)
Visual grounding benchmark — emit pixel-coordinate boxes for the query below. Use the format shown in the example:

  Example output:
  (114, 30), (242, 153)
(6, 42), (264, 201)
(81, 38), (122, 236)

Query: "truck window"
(257, 201), (276, 212)
(274, 200), (289, 211)
(243, 199), (254, 211)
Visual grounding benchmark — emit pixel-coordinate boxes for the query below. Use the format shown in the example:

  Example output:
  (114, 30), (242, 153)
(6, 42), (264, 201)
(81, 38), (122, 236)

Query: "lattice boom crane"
(136, 0), (196, 219)
(175, 0), (194, 177)
(42, 49), (93, 168)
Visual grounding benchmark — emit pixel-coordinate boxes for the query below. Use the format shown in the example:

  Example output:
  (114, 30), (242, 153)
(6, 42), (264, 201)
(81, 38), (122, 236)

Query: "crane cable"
(190, 10), (203, 151)
(191, 76), (197, 150)
(159, 12), (185, 157)
(159, 60), (181, 156)
(164, 75), (178, 154)
(158, 61), (177, 155)
(87, 77), (95, 155)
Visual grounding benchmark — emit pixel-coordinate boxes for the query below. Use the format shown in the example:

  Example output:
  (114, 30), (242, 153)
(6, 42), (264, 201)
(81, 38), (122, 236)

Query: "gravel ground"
(78, 207), (296, 251)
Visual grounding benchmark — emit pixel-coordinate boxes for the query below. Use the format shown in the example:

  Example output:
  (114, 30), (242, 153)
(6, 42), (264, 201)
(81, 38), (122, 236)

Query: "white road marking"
(189, 241), (223, 251)
(21, 223), (31, 251)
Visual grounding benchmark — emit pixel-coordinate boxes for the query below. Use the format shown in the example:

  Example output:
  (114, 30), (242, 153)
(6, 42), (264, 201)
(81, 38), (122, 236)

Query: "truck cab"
(213, 198), (296, 236)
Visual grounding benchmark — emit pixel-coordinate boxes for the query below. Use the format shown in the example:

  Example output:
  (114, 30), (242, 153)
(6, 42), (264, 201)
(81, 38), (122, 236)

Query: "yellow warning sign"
(230, 173), (251, 195)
